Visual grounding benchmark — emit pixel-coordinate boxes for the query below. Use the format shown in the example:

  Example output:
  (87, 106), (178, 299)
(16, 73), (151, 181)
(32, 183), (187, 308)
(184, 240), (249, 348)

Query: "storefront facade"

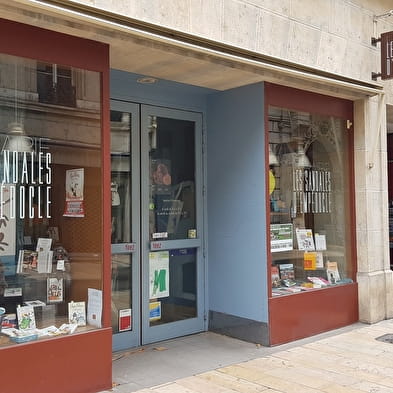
(0, 1), (392, 392)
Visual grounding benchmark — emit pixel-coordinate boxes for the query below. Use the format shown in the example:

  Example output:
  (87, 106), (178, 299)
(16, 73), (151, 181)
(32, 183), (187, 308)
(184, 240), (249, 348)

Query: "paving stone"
(176, 375), (238, 393)
(252, 373), (325, 393)
(351, 381), (393, 393)
(319, 383), (369, 393)
(151, 382), (198, 393)
(198, 370), (269, 392)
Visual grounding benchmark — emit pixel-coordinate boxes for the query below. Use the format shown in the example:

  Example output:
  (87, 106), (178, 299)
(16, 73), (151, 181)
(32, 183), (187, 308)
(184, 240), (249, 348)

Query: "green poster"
(149, 251), (170, 299)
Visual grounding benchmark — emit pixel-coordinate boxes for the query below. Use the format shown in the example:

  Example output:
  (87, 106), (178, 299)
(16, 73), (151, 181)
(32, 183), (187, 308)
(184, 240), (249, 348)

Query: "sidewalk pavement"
(104, 319), (393, 393)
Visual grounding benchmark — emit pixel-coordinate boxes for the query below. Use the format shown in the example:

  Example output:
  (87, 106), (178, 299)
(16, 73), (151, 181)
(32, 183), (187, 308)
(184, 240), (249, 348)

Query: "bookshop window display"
(269, 105), (354, 296)
(0, 53), (103, 346)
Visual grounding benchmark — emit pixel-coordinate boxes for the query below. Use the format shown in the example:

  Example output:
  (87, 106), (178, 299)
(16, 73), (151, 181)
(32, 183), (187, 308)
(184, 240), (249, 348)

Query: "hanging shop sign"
(381, 31), (393, 80)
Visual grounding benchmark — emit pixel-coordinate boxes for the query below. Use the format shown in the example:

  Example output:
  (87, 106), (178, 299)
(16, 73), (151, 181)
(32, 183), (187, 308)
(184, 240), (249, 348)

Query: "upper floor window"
(37, 63), (76, 107)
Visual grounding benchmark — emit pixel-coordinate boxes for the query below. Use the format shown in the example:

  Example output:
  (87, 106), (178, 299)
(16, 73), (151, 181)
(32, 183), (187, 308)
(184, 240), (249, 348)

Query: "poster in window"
(118, 308), (132, 332)
(63, 168), (85, 217)
(149, 251), (170, 299)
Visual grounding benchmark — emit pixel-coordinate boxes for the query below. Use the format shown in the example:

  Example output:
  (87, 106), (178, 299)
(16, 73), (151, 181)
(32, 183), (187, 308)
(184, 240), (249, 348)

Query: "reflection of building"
(0, 2), (393, 393)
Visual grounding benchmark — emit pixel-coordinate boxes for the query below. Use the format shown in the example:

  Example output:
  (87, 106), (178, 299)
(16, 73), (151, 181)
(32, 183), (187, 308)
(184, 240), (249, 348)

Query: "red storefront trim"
(0, 18), (112, 393)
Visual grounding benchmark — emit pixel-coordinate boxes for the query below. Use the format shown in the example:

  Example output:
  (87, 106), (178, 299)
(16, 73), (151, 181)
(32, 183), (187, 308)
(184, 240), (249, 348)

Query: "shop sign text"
(293, 168), (331, 214)
(0, 137), (51, 219)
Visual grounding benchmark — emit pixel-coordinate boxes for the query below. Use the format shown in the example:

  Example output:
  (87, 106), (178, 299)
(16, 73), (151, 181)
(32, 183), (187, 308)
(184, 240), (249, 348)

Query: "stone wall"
(75, 0), (393, 103)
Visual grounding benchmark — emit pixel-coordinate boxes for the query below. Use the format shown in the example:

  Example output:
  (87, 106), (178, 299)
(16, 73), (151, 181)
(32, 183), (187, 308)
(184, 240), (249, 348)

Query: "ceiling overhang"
(0, 0), (384, 100)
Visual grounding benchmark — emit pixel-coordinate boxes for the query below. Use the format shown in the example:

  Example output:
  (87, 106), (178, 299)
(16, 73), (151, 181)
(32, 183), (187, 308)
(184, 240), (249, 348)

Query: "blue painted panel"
(207, 82), (268, 322)
(110, 69), (216, 112)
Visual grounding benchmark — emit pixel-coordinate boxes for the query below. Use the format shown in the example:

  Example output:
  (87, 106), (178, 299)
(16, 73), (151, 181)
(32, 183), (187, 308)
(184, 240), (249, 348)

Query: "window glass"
(148, 116), (196, 241)
(0, 53), (102, 346)
(110, 110), (133, 334)
(269, 106), (353, 296)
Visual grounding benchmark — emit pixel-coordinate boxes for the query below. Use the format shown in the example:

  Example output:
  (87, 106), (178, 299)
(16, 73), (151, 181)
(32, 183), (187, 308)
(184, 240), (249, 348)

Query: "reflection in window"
(37, 63), (76, 107)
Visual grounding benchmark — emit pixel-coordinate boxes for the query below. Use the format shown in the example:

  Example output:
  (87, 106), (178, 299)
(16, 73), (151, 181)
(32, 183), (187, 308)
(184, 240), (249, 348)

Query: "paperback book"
(47, 277), (64, 303)
(271, 266), (280, 288)
(303, 252), (317, 270)
(68, 301), (86, 326)
(295, 228), (315, 251)
(326, 261), (340, 284)
(16, 305), (36, 330)
(278, 263), (295, 280)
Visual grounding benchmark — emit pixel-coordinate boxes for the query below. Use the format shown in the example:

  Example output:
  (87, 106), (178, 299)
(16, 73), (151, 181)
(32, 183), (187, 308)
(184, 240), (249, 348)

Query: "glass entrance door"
(110, 101), (140, 351)
(111, 102), (204, 350)
(141, 106), (204, 344)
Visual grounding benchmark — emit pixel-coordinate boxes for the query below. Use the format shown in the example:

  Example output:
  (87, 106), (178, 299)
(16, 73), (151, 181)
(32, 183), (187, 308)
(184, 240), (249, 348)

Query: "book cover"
(17, 250), (39, 273)
(278, 263), (295, 280)
(307, 276), (329, 287)
(36, 237), (53, 252)
(17, 305), (36, 330)
(314, 233), (327, 251)
(47, 277), (64, 303)
(24, 300), (46, 307)
(118, 308), (132, 332)
(316, 251), (324, 269)
(295, 228), (315, 251)
(326, 261), (340, 284)
(303, 252), (317, 270)
(68, 301), (86, 326)
(270, 223), (293, 252)
(271, 266), (280, 288)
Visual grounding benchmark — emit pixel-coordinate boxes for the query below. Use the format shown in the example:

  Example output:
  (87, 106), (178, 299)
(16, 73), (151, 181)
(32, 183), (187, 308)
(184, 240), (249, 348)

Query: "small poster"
(63, 168), (85, 217)
(87, 288), (102, 328)
(270, 224), (293, 252)
(149, 301), (161, 321)
(47, 277), (64, 303)
(118, 308), (132, 332)
(296, 228), (315, 251)
(149, 251), (170, 299)
(151, 159), (172, 186)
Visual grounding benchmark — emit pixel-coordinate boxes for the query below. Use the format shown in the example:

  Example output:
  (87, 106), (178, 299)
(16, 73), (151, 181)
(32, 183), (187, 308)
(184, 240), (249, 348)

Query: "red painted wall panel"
(0, 329), (112, 393)
(269, 284), (358, 345)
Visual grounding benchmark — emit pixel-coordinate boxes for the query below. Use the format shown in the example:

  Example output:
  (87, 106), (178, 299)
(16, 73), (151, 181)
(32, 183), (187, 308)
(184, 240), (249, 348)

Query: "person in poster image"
(152, 163), (171, 186)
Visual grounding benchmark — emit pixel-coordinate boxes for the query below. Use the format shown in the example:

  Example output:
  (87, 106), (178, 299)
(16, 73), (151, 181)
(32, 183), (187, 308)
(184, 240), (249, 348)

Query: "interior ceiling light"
(137, 76), (158, 84)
